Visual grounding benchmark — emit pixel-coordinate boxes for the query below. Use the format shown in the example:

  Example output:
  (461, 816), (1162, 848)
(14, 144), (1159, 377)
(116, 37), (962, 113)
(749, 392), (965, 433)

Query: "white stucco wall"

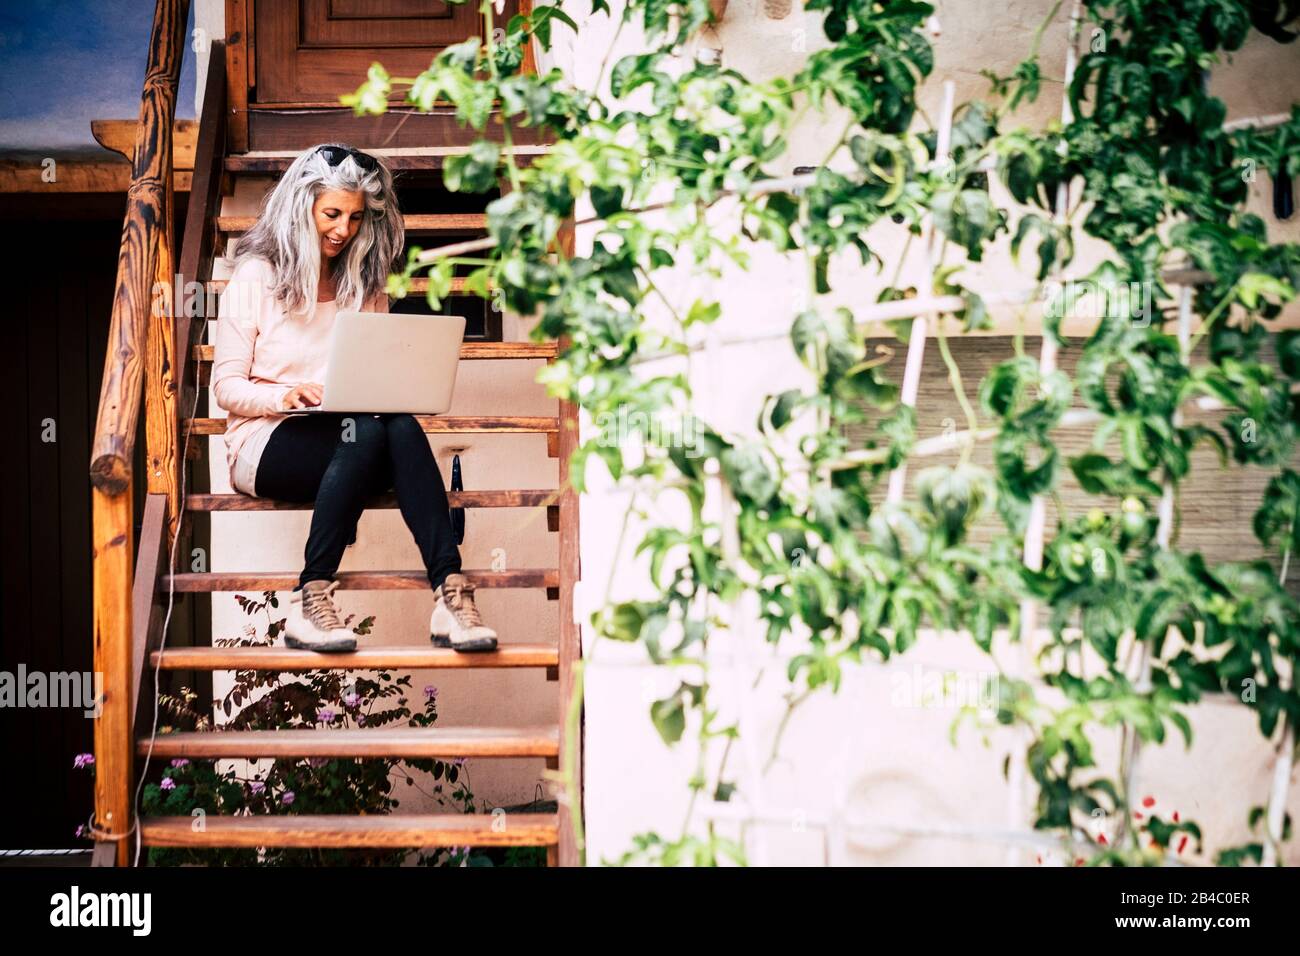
(561, 0), (1300, 865)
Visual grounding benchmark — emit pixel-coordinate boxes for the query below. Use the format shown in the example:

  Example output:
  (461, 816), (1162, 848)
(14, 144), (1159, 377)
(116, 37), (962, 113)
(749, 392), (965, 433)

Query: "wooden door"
(254, 0), (522, 105)
(233, 0), (542, 150)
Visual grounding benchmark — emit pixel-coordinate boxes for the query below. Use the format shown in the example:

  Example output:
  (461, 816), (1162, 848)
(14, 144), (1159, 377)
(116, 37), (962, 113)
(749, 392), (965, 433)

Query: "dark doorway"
(0, 192), (208, 851)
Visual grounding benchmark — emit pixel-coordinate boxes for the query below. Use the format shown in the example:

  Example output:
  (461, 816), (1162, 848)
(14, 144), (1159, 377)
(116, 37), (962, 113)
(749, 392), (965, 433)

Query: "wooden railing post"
(175, 41), (228, 554)
(224, 0), (250, 153)
(91, 482), (135, 866)
(146, 110), (180, 537)
(89, 0), (190, 866)
(555, 391), (583, 867)
(554, 219), (584, 867)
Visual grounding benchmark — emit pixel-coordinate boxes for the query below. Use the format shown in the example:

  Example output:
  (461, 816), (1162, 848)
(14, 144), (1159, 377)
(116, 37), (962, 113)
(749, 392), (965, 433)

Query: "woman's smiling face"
(313, 189), (365, 258)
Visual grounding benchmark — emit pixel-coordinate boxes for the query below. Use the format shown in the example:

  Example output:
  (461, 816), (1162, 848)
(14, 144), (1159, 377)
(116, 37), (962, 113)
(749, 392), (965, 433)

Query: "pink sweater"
(211, 256), (389, 495)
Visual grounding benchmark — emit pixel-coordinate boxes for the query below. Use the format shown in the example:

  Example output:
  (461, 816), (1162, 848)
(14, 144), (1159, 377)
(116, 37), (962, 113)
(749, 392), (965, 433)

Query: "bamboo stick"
(886, 80), (956, 504)
(1007, 1), (1082, 865)
(1262, 545), (1296, 865)
(1115, 284), (1192, 850)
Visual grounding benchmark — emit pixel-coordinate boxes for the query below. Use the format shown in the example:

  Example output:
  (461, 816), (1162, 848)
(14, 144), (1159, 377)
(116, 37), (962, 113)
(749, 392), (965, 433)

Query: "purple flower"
(308, 757), (330, 768)
(73, 753), (95, 769)
(170, 758), (189, 768)
(74, 824), (88, 838)
(357, 714), (366, 726)
(452, 756), (468, 767)
(343, 692), (361, 709)
(159, 777), (176, 791)
(316, 707), (336, 723)
(424, 685), (439, 701)
(281, 791), (295, 805)
(248, 780), (265, 794)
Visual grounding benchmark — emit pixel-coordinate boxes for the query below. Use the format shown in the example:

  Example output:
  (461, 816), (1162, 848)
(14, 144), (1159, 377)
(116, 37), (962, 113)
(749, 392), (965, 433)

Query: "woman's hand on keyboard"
(281, 382), (324, 410)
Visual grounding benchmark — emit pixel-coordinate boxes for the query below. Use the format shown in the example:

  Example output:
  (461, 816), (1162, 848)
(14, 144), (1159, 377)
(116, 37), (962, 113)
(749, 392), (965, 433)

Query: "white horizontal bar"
(697, 803), (1157, 858)
(627, 266), (1247, 368)
(1223, 112), (1292, 132)
(828, 383), (1300, 470)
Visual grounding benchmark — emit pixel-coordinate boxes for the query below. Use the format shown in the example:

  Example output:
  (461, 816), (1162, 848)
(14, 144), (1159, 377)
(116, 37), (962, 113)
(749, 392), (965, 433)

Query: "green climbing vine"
(345, 0), (1300, 865)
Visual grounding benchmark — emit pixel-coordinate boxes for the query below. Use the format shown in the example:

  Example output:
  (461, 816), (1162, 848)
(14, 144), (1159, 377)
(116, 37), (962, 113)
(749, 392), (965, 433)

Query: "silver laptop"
(285, 311), (466, 415)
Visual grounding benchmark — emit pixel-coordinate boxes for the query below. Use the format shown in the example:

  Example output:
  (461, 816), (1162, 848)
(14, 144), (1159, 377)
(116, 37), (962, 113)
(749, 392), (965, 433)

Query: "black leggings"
(254, 412), (462, 592)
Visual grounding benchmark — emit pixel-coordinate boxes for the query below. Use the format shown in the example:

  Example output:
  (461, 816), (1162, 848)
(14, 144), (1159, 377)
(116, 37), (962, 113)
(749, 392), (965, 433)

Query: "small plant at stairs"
(129, 593), (487, 866)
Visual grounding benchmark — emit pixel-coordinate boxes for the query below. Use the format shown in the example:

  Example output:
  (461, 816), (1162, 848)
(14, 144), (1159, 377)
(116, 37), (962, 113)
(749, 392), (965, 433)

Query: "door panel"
(329, 0), (453, 18)
(255, 0), (521, 104)
(302, 1), (471, 47)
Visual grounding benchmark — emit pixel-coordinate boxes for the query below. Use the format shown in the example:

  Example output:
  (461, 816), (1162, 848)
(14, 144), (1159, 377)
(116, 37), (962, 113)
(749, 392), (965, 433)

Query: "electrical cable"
(131, 310), (208, 867)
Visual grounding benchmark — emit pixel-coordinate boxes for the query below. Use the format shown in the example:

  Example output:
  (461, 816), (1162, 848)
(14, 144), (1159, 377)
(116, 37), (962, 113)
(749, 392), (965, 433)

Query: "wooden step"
(138, 725), (560, 759)
(162, 568), (560, 592)
(217, 213), (485, 234)
(152, 643), (559, 671)
(140, 812), (558, 848)
(206, 276), (471, 295)
(192, 340), (556, 365)
(185, 418), (564, 460)
(190, 341), (558, 387)
(188, 488), (557, 511)
(224, 146), (551, 175)
(189, 491), (563, 533)
(185, 414), (558, 438)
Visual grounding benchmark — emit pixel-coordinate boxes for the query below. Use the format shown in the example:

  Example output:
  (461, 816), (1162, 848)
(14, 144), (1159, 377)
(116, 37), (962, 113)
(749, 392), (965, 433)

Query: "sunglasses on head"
(316, 145), (379, 173)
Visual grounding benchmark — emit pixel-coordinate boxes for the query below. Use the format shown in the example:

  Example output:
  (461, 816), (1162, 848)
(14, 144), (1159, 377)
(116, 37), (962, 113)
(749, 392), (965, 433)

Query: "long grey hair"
(230, 142), (404, 317)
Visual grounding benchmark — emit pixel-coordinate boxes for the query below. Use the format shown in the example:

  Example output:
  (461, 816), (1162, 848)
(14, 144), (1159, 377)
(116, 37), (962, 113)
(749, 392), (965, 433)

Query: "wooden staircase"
(89, 0), (582, 866)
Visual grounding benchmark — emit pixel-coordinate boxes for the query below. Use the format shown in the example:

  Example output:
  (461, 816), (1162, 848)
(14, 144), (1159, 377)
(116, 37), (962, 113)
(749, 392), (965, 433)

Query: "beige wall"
(568, 0), (1300, 864)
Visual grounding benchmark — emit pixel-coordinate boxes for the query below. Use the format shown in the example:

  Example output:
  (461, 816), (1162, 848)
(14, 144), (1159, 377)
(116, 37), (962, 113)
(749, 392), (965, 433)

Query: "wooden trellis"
(690, 3), (1296, 865)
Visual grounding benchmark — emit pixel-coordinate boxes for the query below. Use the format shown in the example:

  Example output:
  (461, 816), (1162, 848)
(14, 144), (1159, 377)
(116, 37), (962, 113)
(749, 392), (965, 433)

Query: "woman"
(212, 142), (497, 654)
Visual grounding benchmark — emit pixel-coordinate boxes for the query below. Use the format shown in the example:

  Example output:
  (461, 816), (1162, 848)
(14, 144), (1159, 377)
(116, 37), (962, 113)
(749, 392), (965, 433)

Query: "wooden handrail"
(90, 0), (190, 494)
(90, 0), (191, 868)
(169, 40), (228, 546)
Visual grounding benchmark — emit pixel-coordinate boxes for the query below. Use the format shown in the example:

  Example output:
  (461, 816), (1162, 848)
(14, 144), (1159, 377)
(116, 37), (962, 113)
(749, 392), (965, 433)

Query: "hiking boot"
(430, 573), (498, 652)
(285, 579), (358, 652)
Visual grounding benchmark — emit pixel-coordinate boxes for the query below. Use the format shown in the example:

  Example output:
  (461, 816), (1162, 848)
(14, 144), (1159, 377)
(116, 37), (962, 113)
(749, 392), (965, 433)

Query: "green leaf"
(442, 140), (501, 193)
(651, 691), (686, 745)
(1071, 453), (1163, 497)
(685, 299), (722, 327)
(959, 290), (990, 331)
(1277, 331), (1300, 379)
(994, 426), (1057, 501)
(590, 184), (625, 219)
(765, 389), (803, 430)
(916, 464), (993, 544)
(1119, 417), (1154, 471)
(931, 188), (1005, 261)
(339, 63), (392, 116)
(1254, 469), (1300, 553)
(1237, 272), (1294, 310)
